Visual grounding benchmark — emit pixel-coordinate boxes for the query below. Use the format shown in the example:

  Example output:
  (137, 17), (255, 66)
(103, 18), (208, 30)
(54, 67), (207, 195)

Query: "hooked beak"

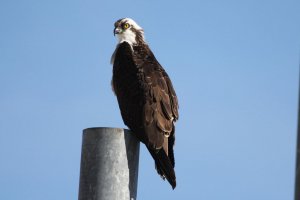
(114, 27), (122, 36)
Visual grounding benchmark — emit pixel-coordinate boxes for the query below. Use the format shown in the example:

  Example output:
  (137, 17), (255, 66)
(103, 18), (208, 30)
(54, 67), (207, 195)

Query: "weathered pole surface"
(78, 127), (140, 200)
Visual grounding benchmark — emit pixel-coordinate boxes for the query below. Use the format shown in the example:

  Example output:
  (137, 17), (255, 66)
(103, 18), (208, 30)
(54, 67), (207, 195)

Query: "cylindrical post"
(78, 127), (140, 200)
(295, 72), (300, 200)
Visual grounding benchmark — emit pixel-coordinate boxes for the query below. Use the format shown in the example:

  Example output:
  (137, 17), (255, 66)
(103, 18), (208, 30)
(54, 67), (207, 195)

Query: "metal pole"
(78, 127), (140, 200)
(295, 67), (300, 200)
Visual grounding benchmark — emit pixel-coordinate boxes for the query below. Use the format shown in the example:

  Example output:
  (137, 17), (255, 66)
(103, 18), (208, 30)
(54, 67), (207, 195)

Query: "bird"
(111, 18), (179, 189)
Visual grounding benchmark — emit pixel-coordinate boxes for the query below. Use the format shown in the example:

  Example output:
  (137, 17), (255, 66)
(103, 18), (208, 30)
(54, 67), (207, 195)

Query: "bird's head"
(113, 18), (145, 45)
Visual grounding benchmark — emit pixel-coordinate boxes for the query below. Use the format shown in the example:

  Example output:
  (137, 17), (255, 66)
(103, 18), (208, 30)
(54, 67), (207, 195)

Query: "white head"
(113, 18), (145, 45)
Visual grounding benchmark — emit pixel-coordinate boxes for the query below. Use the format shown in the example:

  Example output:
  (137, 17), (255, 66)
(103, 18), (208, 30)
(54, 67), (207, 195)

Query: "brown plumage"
(111, 18), (179, 189)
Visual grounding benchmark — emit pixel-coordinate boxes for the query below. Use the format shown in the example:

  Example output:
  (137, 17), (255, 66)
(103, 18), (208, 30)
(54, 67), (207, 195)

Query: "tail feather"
(147, 147), (176, 189)
(168, 127), (175, 168)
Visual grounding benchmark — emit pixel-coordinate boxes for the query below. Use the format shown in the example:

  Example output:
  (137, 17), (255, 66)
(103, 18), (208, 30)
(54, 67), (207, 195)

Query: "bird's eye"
(123, 23), (130, 29)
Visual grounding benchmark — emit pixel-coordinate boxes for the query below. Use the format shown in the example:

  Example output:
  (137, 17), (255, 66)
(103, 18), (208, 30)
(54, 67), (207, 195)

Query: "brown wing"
(140, 58), (178, 150)
(113, 42), (178, 150)
(135, 47), (179, 175)
(112, 42), (145, 135)
(113, 42), (178, 187)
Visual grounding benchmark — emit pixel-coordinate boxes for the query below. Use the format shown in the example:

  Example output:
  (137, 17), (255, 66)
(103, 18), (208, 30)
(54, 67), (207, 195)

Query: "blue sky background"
(0, 0), (299, 199)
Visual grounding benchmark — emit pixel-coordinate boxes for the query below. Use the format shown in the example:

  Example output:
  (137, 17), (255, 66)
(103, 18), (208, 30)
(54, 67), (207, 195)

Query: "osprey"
(111, 18), (179, 189)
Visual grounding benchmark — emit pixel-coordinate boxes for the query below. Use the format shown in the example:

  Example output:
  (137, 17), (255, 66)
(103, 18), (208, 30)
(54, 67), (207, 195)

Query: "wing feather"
(112, 41), (178, 188)
(132, 50), (178, 149)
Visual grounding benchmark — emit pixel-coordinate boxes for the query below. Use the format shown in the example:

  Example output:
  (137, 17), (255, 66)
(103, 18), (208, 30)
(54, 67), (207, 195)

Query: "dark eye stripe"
(122, 23), (130, 29)
(114, 18), (125, 27)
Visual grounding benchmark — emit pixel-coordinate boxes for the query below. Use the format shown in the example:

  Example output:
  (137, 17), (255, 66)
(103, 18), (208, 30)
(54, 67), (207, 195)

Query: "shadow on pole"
(78, 127), (140, 200)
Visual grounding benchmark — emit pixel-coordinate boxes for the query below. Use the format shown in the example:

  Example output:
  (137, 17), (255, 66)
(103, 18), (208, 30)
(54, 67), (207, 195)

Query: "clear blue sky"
(0, 0), (299, 199)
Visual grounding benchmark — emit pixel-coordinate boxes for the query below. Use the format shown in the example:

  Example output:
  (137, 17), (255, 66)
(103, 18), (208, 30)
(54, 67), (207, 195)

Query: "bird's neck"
(132, 42), (153, 60)
(117, 30), (145, 47)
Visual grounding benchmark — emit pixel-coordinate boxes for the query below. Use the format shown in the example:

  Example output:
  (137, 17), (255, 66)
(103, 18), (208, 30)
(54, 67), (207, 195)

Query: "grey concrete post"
(78, 127), (140, 200)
